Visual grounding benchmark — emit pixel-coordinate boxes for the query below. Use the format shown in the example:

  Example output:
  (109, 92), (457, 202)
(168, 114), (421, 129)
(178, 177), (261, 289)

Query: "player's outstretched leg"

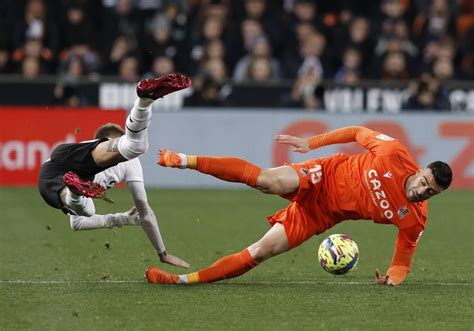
(118, 73), (192, 160)
(145, 248), (258, 284)
(145, 223), (289, 285)
(158, 149), (262, 188)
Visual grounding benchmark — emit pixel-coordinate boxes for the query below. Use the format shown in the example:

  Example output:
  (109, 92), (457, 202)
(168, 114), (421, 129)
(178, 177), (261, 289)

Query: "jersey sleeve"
(125, 158), (144, 182)
(357, 130), (406, 156)
(386, 223), (424, 285)
(306, 126), (405, 156)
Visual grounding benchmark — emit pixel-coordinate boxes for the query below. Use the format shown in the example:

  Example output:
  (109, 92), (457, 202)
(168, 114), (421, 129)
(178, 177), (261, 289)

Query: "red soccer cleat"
(63, 171), (107, 199)
(145, 266), (179, 284)
(136, 73), (192, 100)
(157, 149), (183, 168)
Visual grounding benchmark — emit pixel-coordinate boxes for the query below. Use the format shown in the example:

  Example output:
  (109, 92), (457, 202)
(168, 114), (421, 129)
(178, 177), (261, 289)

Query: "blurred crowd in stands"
(0, 0), (472, 110)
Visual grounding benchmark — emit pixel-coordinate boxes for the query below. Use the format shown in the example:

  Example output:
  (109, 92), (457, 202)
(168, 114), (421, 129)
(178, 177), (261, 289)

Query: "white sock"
(65, 189), (95, 217)
(69, 212), (139, 231)
(118, 99), (153, 160)
(178, 153), (187, 168)
(126, 99), (152, 138)
(138, 97), (154, 109)
(70, 215), (107, 230)
(178, 275), (189, 284)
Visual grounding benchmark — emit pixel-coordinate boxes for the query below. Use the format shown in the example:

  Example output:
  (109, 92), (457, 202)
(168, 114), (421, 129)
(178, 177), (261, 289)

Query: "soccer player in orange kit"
(146, 126), (452, 286)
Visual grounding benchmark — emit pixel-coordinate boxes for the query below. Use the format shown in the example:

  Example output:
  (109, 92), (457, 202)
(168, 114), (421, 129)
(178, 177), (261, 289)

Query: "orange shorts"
(267, 159), (336, 249)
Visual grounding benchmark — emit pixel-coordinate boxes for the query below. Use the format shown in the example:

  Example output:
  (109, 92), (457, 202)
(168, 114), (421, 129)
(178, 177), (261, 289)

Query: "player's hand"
(159, 252), (190, 269)
(126, 206), (139, 225)
(274, 134), (310, 153)
(375, 269), (396, 286)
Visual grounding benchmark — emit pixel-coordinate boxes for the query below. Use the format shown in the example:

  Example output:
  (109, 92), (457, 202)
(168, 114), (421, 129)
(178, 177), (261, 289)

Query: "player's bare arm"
(91, 138), (127, 168)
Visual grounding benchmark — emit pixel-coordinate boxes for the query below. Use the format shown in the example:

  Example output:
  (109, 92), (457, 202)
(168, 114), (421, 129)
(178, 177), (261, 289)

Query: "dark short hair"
(427, 161), (452, 190)
(94, 123), (125, 139)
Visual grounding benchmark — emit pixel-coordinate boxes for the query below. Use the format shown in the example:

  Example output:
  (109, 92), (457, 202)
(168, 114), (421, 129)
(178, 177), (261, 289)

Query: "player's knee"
(118, 135), (149, 160)
(256, 171), (280, 193)
(248, 242), (274, 262)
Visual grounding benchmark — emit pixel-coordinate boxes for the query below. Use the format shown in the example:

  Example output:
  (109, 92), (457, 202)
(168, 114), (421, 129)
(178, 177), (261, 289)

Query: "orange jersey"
(269, 126), (427, 284)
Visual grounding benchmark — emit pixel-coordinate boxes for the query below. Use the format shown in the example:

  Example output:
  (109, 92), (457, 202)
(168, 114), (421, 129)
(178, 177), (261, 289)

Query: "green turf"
(0, 188), (473, 330)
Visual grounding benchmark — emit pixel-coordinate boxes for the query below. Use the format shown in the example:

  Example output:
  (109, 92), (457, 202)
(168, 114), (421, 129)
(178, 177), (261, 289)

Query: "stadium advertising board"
(140, 111), (473, 189)
(0, 107), (125, 185)
(0, 108), (472, 189)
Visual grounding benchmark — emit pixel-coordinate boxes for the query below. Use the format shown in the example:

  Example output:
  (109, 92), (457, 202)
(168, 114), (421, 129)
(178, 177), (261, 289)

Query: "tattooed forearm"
(106, 138), (120, 152)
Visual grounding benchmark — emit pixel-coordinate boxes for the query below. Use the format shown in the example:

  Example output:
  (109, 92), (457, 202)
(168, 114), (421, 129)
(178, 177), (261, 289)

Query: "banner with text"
(140, 111), (473, 189)
(0, 107), (125, 185)
(0, 108), (472, 189)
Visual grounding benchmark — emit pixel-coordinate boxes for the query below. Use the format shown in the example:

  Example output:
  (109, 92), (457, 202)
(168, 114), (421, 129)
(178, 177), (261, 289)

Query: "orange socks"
(181, 249), (258, 284)
(188, 156), (261, 187)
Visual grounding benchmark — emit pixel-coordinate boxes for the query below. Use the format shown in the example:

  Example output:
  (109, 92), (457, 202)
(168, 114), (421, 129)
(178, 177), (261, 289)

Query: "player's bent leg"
(255, 166), (300, 196)
(60, 186), (96, 217)
(145, 223), (290, 285)
(93, 73), (192, 166)
(247, 223), (290, 262)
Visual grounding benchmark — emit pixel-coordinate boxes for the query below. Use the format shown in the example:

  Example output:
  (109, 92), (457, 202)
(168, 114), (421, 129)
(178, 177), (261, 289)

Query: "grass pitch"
(0, 188), (473, 330)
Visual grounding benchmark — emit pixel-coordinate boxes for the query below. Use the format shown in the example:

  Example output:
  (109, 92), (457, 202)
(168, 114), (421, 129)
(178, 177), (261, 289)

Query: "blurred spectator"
(245, 56), (274, 82)
(281, 70), (324, 110)
(334, 47), (362, 83)
(378, 0), (408, 34)
(0, 0), (470, 108)
(143, 55), (175, 79)
(201, 57), (227, 84)
(375, 20), (418, 59)
(0, 49), (10, 73)
(283, 31), (326, 79)
(58, 45), (100, 76)
(188, 15), (226, 73)
(184, 75), (226, 107)
(459, 26), (474, 79)
(403, 73), (450, 110)
(12, 37), (52, 73)
(241, 0), (285, 57)
(413, 0), (457, 46)
(380, 51), (410, 80)
(53, 52), (92, 106)
(203, 39), (226, 61)
(143, 14), (182, 71)
(60, 55), (86, 82)
(104, 35), (137, 74)
(335, 16), (375, 75)
(432, 57), (455, 80)
(118, 56), (140, 82)
(59, 4), (95, 52)
(13, 0), (59, 56)
(233, 35), (281, 81)
(102, 0), (144, 55)
(21, 56), (41, 79)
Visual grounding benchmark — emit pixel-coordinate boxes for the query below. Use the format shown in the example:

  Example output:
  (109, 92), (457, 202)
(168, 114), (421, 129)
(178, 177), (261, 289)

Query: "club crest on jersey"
(383, 171), (393, 178)
(397, 206), (410, 219)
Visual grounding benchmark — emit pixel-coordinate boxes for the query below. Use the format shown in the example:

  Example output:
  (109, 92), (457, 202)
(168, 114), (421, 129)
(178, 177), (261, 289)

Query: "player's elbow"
(134, 199), (149, 213)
